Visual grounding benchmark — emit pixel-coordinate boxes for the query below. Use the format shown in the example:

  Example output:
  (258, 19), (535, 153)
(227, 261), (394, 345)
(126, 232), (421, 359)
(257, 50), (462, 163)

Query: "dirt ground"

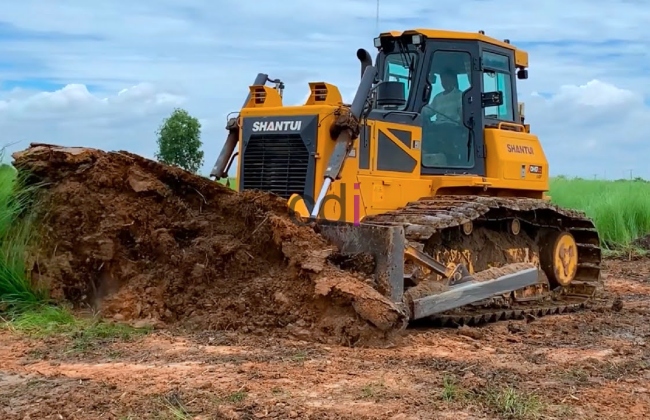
(1, 257), (648, 420)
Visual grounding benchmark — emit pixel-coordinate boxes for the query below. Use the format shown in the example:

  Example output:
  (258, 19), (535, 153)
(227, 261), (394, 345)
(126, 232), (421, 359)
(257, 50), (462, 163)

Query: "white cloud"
(0, 83), (185, 158)
(525, 79), (649, 177)
(0, 0), (648, 179)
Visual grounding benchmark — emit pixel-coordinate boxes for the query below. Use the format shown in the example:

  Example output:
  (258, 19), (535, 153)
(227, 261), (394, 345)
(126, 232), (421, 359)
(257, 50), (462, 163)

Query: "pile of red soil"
(12, 144), (407, 345)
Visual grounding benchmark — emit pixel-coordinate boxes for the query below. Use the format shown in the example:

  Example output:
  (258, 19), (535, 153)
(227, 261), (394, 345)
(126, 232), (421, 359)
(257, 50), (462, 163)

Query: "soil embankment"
(12, 144), (407, 345)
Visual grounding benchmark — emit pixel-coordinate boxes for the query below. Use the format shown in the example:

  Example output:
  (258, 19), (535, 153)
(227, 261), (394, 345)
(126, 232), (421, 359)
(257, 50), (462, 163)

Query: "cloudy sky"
(0, 0), (648, 179)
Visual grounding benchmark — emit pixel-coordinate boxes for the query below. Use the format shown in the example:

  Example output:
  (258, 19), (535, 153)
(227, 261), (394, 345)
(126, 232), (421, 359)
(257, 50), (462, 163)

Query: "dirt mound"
(12, 144), (407, 345)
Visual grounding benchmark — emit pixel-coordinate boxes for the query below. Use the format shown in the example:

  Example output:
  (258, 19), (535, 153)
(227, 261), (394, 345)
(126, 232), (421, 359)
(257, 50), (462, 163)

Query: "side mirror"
(481, 91), (503, 108)
(517, 68), (528, 80)
(376, 81), (406, 107)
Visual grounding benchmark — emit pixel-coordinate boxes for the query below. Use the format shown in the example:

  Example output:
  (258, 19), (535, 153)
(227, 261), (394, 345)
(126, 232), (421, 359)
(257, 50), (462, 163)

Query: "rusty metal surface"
(362, 195), (602, 326)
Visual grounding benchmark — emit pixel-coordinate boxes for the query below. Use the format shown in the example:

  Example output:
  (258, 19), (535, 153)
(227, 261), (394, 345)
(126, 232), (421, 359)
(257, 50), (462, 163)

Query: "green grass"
(3, 304), (151, 352)
(7, 304), (77, 336)
(217, 177), (237, 190)
(0, 156), (48, 311)
(549, 177), (650, 249)
(436, 375), (545, 419)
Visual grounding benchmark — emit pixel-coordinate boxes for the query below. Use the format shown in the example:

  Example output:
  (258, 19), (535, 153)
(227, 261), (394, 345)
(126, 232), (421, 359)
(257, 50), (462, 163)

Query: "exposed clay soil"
(11, 144), (406, 346)
(1, 258), (648, 419)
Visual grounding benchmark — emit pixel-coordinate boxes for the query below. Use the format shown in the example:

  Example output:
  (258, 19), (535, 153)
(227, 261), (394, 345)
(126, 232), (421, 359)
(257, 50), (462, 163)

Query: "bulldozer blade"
(410, 265), (539, 319)
(312, 219), (406, 303)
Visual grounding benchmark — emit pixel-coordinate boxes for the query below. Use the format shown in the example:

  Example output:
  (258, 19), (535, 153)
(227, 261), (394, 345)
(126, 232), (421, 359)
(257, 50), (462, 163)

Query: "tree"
(155, 108), (204, 173)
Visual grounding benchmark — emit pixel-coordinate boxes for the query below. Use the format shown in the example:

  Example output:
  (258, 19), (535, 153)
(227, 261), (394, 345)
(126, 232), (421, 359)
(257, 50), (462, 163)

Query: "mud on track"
(12, 144), (406, 346)
(1, 258), (648, 419)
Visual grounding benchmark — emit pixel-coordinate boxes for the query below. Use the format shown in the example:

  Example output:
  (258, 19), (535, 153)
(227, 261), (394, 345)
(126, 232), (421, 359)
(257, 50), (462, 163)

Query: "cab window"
(420, 50), (474, 169)
(482, 51), (514, 121)
(381, 53), (417, 111)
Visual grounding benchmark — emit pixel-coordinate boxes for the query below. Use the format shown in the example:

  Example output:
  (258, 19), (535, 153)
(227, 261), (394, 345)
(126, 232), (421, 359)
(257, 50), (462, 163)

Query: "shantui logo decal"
(251, 120), (302, 132)
(506, 144), (534, 154)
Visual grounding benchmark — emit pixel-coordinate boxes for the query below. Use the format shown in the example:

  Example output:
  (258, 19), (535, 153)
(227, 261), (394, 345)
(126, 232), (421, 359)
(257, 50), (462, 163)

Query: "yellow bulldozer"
(210, 28), (602, 326)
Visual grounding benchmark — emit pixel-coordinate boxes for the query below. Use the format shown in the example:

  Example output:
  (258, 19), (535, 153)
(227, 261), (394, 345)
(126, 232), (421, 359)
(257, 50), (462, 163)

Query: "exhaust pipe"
(356, 48), (373, 80)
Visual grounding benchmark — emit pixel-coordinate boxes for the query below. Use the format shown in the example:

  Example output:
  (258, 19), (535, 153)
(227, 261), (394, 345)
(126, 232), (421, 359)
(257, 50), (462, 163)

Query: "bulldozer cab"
(368, 30), (528, 177)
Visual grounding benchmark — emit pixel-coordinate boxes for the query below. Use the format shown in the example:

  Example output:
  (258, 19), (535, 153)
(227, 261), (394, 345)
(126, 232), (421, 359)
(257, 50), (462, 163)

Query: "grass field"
(549, 177), (650, 249)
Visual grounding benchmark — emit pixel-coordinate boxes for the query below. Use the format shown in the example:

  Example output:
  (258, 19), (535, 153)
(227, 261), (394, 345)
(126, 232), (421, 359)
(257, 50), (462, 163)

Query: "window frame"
(380, 52), (419, 111)
(479, 48), (518, 124)
(417, 40), (485, 177)
(420, 49), (475, 170)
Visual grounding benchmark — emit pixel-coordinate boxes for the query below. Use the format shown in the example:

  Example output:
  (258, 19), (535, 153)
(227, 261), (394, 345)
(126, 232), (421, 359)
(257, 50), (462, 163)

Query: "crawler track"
(362, 195), (602, 327)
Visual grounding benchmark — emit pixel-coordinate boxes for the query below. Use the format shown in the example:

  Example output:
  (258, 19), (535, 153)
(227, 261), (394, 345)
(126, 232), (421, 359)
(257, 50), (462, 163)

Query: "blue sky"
(0, 0), (649, 179)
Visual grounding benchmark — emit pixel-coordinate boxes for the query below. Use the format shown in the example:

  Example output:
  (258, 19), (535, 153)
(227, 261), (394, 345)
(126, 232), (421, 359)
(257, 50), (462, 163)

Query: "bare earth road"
(1, 258), (649, 420)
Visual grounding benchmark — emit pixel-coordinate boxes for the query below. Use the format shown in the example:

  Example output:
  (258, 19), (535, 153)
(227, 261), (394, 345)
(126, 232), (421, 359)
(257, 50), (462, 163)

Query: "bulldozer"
(210, 28), (602, 326)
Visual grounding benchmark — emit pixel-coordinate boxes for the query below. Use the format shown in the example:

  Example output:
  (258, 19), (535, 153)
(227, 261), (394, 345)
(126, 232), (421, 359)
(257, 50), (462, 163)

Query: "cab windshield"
(380, 52), (417, 111)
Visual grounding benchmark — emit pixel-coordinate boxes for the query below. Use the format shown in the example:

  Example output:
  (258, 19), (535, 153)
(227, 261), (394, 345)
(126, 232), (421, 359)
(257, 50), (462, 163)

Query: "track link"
(362, 195), (602, 326)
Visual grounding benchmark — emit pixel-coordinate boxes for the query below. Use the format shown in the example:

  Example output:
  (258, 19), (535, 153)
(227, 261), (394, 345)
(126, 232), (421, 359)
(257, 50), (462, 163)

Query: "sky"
(0, 0), (649, 180)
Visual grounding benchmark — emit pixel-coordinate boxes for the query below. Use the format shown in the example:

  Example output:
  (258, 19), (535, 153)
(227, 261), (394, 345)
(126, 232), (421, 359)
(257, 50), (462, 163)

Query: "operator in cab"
(421, 67), (465, 167)
(422, 68), (463, 124)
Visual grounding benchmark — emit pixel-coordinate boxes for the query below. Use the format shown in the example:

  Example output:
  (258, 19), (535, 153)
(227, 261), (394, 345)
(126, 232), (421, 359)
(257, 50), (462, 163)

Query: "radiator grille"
(241, 134), (310, 199)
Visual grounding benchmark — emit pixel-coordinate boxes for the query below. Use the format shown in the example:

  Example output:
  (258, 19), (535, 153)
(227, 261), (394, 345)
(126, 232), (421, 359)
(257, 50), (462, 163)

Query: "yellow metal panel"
(305, 82), (343, 106)
(430, 176), (491, 192)
(515, 50), (528, 68)
(244, 86), (283, 108)
(237, 98), (548, 224)
(484, 128), (548, 189)
(368, 121), (421, 178)
(356, 175), (431, 215)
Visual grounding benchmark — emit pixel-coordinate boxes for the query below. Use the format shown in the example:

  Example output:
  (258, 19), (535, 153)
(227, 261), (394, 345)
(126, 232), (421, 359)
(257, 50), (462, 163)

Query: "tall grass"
(550, 177), (650, 249)
(0, 155), (47, 311)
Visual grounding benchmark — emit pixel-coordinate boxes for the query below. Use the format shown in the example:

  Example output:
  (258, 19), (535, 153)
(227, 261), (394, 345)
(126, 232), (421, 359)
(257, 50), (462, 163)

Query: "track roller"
(540, 230), (578, 288)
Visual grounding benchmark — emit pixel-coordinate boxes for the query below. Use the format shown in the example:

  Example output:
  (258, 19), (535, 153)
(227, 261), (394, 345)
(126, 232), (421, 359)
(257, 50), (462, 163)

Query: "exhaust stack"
(356, 49), (373, 79)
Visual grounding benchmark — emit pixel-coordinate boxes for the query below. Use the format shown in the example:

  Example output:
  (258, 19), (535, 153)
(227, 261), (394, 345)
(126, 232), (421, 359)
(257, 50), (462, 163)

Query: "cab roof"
(378, 28), (528, 68)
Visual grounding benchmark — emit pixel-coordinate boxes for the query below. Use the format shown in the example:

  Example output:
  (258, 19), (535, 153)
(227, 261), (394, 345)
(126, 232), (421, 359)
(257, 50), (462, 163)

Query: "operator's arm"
(422, 94), (441, 122)
(421, 102), (434, 122)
